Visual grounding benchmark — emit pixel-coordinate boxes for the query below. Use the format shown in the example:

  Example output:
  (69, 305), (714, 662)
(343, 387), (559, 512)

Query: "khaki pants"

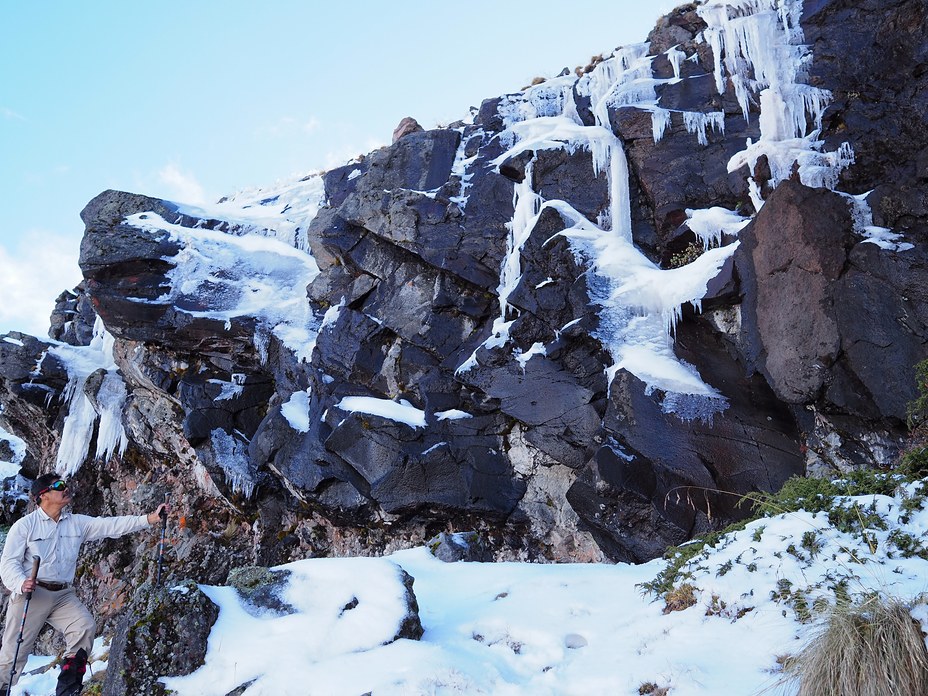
(0, 587), (95, 686)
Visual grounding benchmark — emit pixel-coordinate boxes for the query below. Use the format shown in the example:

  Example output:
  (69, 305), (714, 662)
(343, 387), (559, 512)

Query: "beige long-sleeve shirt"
(0, 507), (151, 594)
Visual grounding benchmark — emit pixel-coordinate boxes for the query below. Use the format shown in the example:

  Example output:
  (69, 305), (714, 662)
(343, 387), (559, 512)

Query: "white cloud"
(1, 106), (25, 121)
(157, 163), (207, 205)
(0, 231), (83, 338)
(257, 115), (322, 138)
(323, 137), (386, 170)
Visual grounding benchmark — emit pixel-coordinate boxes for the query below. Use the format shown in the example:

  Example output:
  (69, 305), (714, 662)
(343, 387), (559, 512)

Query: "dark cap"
(31, 473), (62, 503)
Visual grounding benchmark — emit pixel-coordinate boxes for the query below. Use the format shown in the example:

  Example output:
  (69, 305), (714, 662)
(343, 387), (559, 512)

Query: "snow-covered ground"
(12, 478), (925, 696)
(156, 479), (928, 695)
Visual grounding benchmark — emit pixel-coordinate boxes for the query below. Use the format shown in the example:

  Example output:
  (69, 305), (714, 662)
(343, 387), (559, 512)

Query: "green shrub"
(907, 359), (928, 430)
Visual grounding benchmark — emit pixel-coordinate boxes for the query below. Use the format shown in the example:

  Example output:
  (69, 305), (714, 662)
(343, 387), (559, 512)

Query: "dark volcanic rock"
(1, 0), (927, 607)
(0, 333), (69, 476)
(49, 283), (97, 345)
(735, 182), (855, 405)
(227, 565), (296, 616)
(427, 531), (493, 562)
(736, 180), (928, 433)
(102, 581), (219, 696)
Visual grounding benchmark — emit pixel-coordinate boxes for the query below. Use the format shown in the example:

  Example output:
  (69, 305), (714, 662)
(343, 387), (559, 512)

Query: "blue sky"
(0, 1), (670, 337)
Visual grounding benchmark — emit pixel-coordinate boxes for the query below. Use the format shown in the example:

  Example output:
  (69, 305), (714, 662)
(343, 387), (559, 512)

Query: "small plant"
(778, 596), (928, 695)
(906, 359), (928, 430)
(668, 241), (703, 268)
(887, 529), (928, 560)
(801, 530), (823, 558)
(639, 523), (746, 597)
(638, 681), (670, 695)
(663, 583), (698, 613)
(898, 443), (928, 481)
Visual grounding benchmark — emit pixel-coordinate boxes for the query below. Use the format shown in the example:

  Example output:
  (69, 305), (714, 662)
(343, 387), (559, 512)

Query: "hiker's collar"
(37, 506), (70, 522)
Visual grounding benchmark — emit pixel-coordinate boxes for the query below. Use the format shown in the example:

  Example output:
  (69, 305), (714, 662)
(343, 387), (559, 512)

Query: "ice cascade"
(51, 317), (129, 476)
(457, 38), (746, 416)
(697, 0), (854, 203)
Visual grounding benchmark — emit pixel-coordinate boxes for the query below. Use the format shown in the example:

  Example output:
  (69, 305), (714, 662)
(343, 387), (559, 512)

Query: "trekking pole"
(7, 555), (40, 695)
(155, 493), (169, 586)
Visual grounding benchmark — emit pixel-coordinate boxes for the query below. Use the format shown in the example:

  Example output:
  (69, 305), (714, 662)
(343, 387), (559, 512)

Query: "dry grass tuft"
(780, 597), (928, 696)
(663, 583), (697, 614)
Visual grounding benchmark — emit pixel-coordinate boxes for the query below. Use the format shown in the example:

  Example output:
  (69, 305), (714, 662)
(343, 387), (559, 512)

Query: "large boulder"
(102, 581), (219, 696)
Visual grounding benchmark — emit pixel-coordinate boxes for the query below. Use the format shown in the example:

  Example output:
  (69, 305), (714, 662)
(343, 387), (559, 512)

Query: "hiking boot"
(55, 648), (87, 696)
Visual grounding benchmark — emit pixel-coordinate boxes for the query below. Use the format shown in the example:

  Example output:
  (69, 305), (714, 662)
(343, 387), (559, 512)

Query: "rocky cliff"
(1, 0), (926, 609)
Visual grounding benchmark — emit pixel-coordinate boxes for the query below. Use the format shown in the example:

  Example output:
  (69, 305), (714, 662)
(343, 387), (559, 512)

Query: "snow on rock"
(161, 557), (421, 696)
(435, 409), (473, 422)
(208, 377), (245, 402)
(0, 419), (27, 479)
(335, 396), (427, 429)
(281, 389), (312, 433)
(126, 210), (322, 362)
(174, 173), (326, 253)
(152, 477), (928, 695)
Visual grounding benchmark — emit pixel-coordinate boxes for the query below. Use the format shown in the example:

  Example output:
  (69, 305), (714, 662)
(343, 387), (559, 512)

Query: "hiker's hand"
(147, 503), (169, 525)
(21, 577), (36, 593)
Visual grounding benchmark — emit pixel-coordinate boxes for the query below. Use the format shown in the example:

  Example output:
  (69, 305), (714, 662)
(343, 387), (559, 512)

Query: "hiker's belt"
(36, 581), (69, 591)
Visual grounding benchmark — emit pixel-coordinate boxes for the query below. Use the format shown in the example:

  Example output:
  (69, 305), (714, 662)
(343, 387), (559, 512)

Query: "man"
(0, 474), (168, 695)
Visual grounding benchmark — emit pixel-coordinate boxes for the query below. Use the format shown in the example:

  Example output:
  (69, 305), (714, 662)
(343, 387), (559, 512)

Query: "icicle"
(52, 317), (128, 476)
(666, 45), (686, 80)
(698, 0), (853, 203)
(210, 429), (257, 498)
(651, 108), (672, 142)
(685, 207), (751, 250)
(683, 112), (726, 146)
(499, 159), (542, 318)
(93, 371), (128, 462)
(55, 379), (96, 477)
(607, 137), (633, 243)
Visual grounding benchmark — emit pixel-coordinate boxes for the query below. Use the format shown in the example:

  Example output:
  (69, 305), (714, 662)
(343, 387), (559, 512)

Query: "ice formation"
(460, 34), (742, 413)
(127, 208), (322, 363)
(209, 428), (257, 498)
(451, 0), (914, 418)
(0, 417), (28, 479)
(50, 317), (128, 476)
(696, 0), (855, 202)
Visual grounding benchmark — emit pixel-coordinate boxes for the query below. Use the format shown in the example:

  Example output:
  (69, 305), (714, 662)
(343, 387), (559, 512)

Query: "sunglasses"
(36, 480), (68, 497)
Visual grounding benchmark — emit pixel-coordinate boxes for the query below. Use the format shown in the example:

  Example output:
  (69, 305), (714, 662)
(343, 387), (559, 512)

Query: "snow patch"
(336, 396), (427, 429)
(435, 410), (473, 422)
(281, 389), (312, 433)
